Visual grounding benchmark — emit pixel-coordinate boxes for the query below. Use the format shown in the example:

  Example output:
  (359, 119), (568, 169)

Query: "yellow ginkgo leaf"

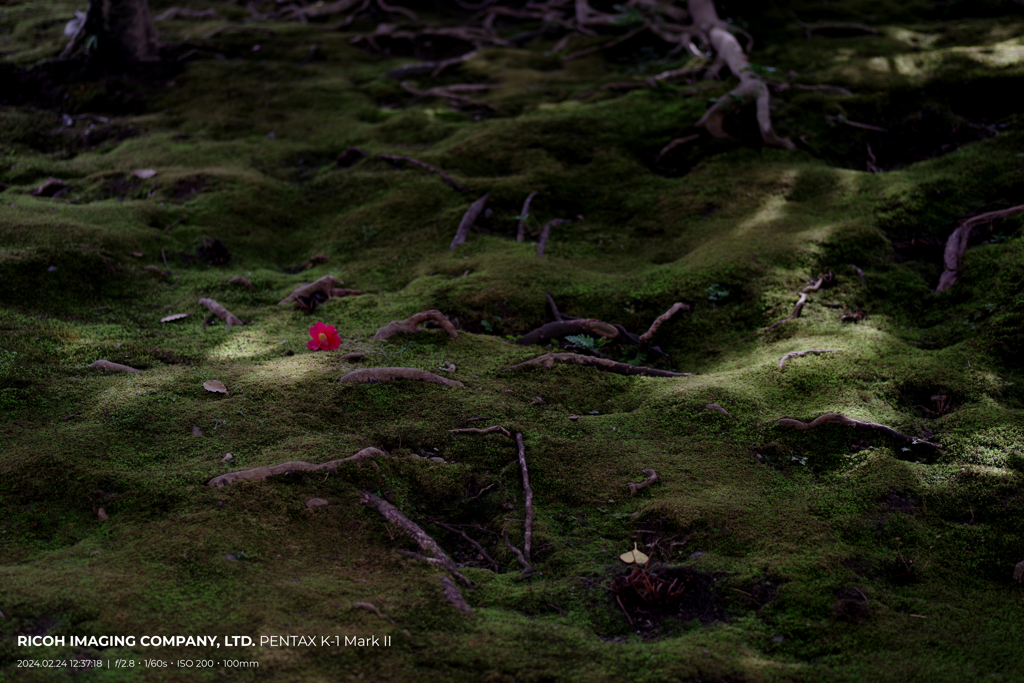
(619, 542), (649, 565)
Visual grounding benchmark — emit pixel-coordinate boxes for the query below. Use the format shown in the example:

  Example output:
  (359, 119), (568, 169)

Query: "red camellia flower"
(307, 321), (341, 351)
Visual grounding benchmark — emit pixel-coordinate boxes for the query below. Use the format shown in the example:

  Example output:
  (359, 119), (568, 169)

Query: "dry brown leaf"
(133, 169), (157, 179)
(192, 424), (204, 436)
(203, 380), (227, 393)
(160, 313), (188, 322)
(97, 508), (108, 521)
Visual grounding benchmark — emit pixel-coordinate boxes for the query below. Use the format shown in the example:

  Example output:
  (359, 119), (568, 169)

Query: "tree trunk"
(62, 0), (159, 63)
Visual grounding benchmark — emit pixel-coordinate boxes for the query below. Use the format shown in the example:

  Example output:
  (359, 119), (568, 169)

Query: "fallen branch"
(88, 359), (140, 373)
(537, 219), (571, 258)
(440, 576), (475, 615)
(639, 302), (690, 344)
(516, 192), (538, 242)
(627, 469), (658, 496)
(449, 426), (510, 437)
(507, 352), (690, 378)
(432, 520), (500, 569)
(936, 204), (1024, 292)
(361, 490), (473, 588)
(778, 349), (834, 370)
(705, 403), (733, 418)
(277, 275), (344, 305)
(198, 298), (243, 330)
(450, 194), (489, 250)
(377, 154), (471, 193)
(776, 414), (941, 449)
(340, 368), (465, 387)
(207, 447), (385, 488)
(374, 310), (458, 340)
(228, 276), (255, 290)
(517, 432), (534, 562)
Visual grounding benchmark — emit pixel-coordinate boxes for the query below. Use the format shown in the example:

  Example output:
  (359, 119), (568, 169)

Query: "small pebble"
(429, 457), (445, 463)
(690, 551), (704, 559)
(222, 453), (234, 463)
(97, 508), (108, 521)
(569, 415), (579, 421)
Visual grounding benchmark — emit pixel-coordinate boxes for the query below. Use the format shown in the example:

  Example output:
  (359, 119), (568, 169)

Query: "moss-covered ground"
(2, 0), (1024, 681)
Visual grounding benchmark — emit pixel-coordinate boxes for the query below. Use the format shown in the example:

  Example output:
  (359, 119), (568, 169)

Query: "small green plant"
(480, 320), (493, 332)
(706, 284), (731, 301)
(619, 346), (647, 366)
(565, 334), (608, 350)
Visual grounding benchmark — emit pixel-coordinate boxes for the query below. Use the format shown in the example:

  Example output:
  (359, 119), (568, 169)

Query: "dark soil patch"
(881, 491), (920, 515)
(171, 175), (209, 201)
(833, 586), (870, 622)
(608, 564), (727, 635)
(196, 238), (231, 266)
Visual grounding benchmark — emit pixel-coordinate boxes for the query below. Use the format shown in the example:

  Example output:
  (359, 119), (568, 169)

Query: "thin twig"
(377, 154), (471, 193)
(504, 536), (534, 576)
(776, 414), (942, 449)
(449, 426), (510, 437)
(432, 520), (500, 569)
(517, 433), (534, 562)
(639, 302), (689, 344)
(517, 191), (538, 242)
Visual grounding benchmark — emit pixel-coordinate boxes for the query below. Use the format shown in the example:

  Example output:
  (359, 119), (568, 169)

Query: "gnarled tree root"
(340, 367), (465, 387)
(516, 319), (621, 346)
(507, 353), (690, 378)
(778, 349), (834, 370)
(198, 298), (242, 329)
(639, 302), (690, 344)
(440, 576), (474, 615)
(776, 414), (941, 449)
(449, 426), (510, 437)
(89, 359), (140, 373)
(277, 275), (344, 305)
(207, 446), (386, 488)
(378, 154), (470, 193)
(936, 205), (1024, 292)
(450, 193), (489, 250)
(228, 276), (255, 290)
(627, 469), (658, 496)
(374, 310), (458, 341)
(765, 274), (833, 331)
(360, 490), (473, 589)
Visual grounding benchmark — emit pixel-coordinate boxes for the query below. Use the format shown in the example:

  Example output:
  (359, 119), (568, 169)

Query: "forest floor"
(1, 1), (1024, 681)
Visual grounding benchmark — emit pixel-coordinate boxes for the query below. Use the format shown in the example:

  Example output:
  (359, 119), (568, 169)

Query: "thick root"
(516, 319), (621, 346)
(776, 414), (941, 449)
(627, 469), (658, 496)
(507, 352), (690, 378)
(449, 426), (510, 437)
(198, 298), (242, 329)
(440, 576), (475, 615)
(340, 367), (465, 387)
(207, 447), (385, 488)
(374, 310), (458, 341)
(639, 302), (690, 344)
(450, 194), (489, 250)
(89, 359), (140, 373)
(936, 205), (1024, 292)
(277, 275), (344, 305)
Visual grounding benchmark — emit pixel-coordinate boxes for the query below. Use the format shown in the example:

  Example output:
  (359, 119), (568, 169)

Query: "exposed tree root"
(377, 154), (471, 193)
(504, 536), (534, 576)
(449, 426), (510, 437)
(330, 288), (364, 298)
(849, 264), (867, 286)
(155, 8), (225, 20)
(776, 414), (942, 449)
(401, 81), (499, 112)
(1015, 560), (1024, 583)
(340, 352), (367, 362)
(517, 433), (534, 562)
(657, 134), (700, 163)
(778, 349), (834, 370)
(352, 602), (394, 623)
(517, 192), (538, 242)
(545, 293), (564, 322)
(537, 219), (571, 258)
(517, 319), (620, 346)
(198, 298), (243, 329)
(765, 274), (834, 330)
(639, 302), (690, 344)
(374, 310), (458, 341)
(705, 403), (733, 418)
(207, 447), (385, 488)
(340, 368), (465, 387)
(432, 520), (500, 569)
(627, 469), (658, 496)
(228, 276), (255, 290)
(440, 576), (475, 615)
(450, 194), (490, 250)
(89, 359), (140, 373)
(936, 204), (1024, 292)
(277, 275), (344, 305)
(507, 352), (690, 377)
(360, 490), (473, 588)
